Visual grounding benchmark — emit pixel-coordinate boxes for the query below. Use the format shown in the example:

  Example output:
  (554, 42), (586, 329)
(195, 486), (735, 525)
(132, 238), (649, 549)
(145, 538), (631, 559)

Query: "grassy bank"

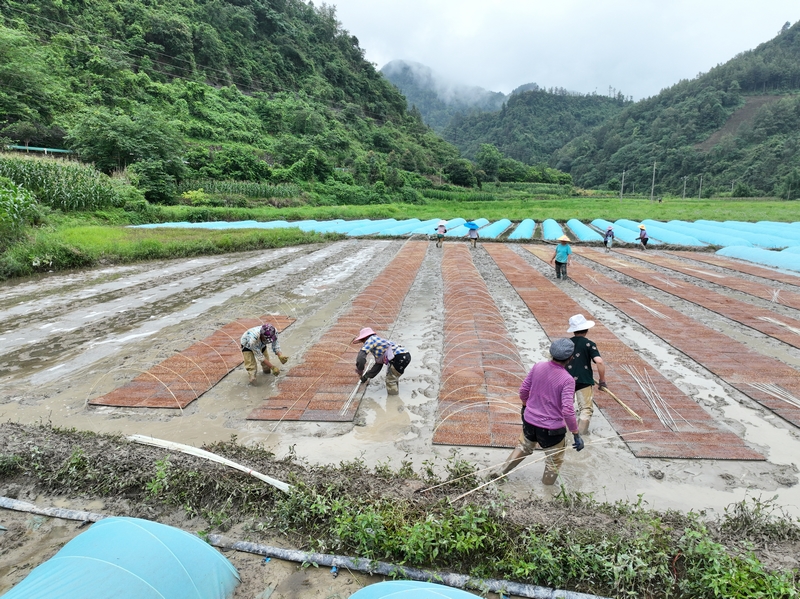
(0, 221), (337, 281)
(2, 424), (797, 599)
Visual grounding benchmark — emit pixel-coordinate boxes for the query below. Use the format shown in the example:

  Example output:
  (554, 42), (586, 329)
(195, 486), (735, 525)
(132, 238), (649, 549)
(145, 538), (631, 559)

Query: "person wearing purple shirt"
(491, 338), (585, 485)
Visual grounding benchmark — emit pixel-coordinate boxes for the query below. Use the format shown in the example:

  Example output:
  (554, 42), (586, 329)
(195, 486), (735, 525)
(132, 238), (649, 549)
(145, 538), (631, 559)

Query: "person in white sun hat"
(565, 314), (607, 434)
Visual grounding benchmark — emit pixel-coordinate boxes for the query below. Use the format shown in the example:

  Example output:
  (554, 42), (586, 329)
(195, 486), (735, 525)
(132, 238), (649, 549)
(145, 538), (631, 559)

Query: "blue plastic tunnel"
(446, 218), (489, 237)
(717, 247), (800, 273)
(567, 219), (603, 241)
(3, 517), (240, 599)
(508, 219), (536, 240)
(477, 219), (512, 239)
(540, 219), (564, 240)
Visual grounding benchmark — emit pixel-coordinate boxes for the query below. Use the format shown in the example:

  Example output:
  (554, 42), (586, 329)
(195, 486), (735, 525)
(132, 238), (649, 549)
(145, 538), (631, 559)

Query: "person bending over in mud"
(353, 327), (411, 395)
(240, 323), (288, 384)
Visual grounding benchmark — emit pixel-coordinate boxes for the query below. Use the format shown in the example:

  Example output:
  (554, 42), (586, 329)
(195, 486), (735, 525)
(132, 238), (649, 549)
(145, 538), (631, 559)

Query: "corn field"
(421, 189), (499, 202)
(0, 180), (38, 241)
(177, 179), (300, 199)
(0, 154), (120, 211)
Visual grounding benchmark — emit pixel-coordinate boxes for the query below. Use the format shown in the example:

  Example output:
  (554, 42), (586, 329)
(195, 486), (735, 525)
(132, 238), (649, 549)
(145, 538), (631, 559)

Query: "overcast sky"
(329, 0), (798, 100)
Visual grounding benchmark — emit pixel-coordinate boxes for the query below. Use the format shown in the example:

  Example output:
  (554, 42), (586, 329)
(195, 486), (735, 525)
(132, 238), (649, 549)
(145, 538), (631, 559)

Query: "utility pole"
(650, 161), (656, 202)
(698, 175), (703, 199)
(682, 176), (687, 199)
(731, 180), (735, 194)
(620, 170), (625, 201)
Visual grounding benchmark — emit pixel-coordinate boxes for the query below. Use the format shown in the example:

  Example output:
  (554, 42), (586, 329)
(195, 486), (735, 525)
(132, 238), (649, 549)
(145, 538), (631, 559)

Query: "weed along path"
(1, 239), (800, 595)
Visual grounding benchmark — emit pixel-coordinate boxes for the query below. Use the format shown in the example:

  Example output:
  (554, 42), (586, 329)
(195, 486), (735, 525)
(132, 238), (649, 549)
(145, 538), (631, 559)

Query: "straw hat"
(557, 235), (570, 242)
(567, 314), (595, 332)
(607, 225), (613, 230)
(638, 224), (646, 229)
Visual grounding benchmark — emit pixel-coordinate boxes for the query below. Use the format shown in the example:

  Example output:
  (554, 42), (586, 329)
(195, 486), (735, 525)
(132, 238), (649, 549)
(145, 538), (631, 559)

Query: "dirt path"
(1, 239), (800, 594)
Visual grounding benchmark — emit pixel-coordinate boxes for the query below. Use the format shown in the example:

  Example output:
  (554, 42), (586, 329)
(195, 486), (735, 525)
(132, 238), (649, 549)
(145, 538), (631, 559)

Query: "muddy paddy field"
(1, 238), (799, 597)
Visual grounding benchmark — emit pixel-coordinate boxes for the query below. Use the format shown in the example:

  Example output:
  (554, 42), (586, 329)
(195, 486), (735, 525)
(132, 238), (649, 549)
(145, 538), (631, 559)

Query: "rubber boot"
(498, 447), (526, 476)
(385, 365), (400, 395)
(542, 438), (566, 485)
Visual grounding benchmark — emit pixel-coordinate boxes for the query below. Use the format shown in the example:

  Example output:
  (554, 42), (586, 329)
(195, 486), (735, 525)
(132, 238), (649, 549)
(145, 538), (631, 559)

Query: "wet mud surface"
(1, 239), (799, 594)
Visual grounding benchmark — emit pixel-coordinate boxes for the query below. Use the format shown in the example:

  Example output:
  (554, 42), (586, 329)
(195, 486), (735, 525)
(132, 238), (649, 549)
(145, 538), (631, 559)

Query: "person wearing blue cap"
(491, 338), (584, 485)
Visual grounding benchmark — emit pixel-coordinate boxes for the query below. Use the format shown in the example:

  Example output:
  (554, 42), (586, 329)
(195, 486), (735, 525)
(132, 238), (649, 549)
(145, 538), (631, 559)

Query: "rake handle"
(600, 386), (644, 423)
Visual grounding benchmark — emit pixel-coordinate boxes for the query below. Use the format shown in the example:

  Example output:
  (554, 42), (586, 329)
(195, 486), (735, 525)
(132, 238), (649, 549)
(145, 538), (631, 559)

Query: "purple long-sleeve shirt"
(520, 360), (578, 433)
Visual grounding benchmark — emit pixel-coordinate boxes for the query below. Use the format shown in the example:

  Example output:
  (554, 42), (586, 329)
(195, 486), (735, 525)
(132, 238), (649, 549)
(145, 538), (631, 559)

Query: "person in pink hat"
(603, 226), (614, 252)
(240, 323), (288, 384)
(353, 327), (411, 395)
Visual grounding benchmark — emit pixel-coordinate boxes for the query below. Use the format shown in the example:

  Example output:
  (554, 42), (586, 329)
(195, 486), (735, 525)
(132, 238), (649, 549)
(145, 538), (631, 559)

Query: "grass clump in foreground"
(2, 424), (798, 599)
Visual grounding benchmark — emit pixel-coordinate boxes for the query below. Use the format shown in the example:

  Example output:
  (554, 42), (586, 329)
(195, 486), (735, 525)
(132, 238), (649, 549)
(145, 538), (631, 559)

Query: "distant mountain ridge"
(380, 60), (510, 132)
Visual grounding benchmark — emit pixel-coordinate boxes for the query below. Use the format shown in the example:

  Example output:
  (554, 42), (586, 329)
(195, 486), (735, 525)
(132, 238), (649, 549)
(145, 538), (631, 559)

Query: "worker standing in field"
(240, 323), (288, 384)
(492, 338), (584, 485)
(549, 235), (572, 280)
(468, 227), (479, 248)
(353, 327), (411, 395)
(435, 221), (447, 248)
(565, 314), (607, 435)
(638, 224), (649, 250)
(603, 226), (614, 252)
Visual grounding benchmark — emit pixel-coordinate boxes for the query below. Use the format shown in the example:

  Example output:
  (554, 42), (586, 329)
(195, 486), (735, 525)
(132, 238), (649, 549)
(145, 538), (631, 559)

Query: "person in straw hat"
(566, 314), (607, 434)
(491, 338), (584, 485)
(638, 224), (649, 250)
(549, 235), (572, 280)
(434, 220), (447, 248)
(353, 327), (411, 395)
(603, 226), (614, 252)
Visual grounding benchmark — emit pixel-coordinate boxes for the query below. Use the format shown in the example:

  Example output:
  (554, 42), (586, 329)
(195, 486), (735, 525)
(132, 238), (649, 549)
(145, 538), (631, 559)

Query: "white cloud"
(330, 0), (798, 99)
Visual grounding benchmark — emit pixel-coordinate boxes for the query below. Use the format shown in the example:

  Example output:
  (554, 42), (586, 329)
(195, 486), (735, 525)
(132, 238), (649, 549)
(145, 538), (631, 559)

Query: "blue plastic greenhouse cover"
(567, 219), (602, 241)
(3, 517), (239, 599)
(659, 221), (752, 248)
(696, 221), (798, 249)
(717, 247), (800, 274)
(347, 218), (399, 236)
(783, 246), (800, 254)
(379, 218), (424, 236)
(591, 219), (635, 243)
(508, 219), (535, 240)
(478, 219), (512, 239)
(349, 581), (480, 598)
(446, 218), (488, 237)
(540, 219), (564, 240)
(296, 219), (345, 232)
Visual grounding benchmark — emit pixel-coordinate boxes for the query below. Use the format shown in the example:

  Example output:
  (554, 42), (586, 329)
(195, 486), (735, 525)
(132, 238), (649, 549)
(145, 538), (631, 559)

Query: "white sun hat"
(567, 314), (595, 332)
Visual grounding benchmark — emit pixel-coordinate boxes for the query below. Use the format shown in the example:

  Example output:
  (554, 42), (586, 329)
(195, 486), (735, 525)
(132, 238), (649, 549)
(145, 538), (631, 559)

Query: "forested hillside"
(0, 0), (463, 204)
(554, 20), (800, 198)
(443, 89), (630, 165)
(381, 60), (506, 133)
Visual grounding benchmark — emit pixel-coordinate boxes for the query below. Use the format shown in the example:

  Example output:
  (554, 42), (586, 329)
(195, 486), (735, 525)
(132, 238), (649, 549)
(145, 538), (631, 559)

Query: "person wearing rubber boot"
(353, 327), (411, 395)
(492, 338), (584, 485)
(565, 314), (607, 435)
(240, 323), (288, 384)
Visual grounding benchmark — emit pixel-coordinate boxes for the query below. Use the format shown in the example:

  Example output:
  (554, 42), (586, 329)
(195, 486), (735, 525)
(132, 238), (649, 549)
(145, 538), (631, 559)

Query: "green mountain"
(380, 60), (506, 133)
(382, 59), (630, 168)
(0, 0), (460, 202)
(444, 88), (630, 165)
(554, 20), (800, 198)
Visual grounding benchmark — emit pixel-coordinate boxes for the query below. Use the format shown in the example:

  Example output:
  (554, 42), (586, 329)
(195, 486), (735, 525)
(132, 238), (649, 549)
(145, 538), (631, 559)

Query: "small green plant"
(145, 457), (171, 498)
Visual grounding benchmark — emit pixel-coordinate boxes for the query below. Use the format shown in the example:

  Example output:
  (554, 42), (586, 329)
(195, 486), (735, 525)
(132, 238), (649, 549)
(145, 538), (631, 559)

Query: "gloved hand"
(279, 355), (289, 365)
(360, 375), (368, 384)
(271, 366), (280, 376)
(572, 433), (585, 452)
(598, 380), (608, 391)
(355, 368), (363, 376)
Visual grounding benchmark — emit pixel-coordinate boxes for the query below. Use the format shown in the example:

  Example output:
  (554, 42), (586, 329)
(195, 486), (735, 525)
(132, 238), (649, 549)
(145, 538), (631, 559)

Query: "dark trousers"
(555, 261), (568, 279)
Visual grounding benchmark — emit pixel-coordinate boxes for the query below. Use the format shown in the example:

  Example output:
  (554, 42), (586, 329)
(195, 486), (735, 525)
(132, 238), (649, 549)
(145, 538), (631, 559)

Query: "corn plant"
(0, 153), (121, 211)
(177, 179), (300, 199)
